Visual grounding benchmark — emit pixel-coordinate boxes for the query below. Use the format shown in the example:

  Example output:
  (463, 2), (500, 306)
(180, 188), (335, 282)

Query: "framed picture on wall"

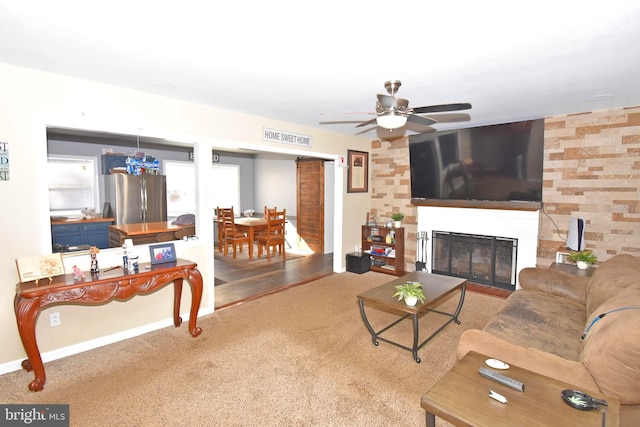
(347, 149), (368, 193)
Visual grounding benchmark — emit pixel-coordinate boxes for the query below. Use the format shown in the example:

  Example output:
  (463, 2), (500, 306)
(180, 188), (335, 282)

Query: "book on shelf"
(369, 246), (392, 256)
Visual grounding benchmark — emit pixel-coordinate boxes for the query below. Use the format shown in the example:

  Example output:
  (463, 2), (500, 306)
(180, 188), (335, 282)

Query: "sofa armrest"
(518, 267), (588, 304)
(457, 329), (598, 391)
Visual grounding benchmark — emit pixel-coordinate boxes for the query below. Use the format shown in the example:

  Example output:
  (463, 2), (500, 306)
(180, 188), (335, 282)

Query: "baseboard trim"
(0, 308), (214, 376)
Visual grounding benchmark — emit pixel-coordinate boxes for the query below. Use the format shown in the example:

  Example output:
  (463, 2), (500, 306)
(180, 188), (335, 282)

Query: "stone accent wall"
(540, 106), (640, 265)
(370, 105), (640, 270)
(371, 136), (416, 272)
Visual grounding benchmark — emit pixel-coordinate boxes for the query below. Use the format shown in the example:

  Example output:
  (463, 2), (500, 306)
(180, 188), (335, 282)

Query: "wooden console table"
(14, 259), (203, 392)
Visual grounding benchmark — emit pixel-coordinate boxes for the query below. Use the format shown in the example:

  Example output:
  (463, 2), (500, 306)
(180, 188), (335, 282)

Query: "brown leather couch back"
(585, 254), (640, 316)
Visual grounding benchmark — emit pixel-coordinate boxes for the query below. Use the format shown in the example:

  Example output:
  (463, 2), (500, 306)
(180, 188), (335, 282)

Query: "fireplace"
(416, 206), (538, 289)
(432, 231), (517, 290)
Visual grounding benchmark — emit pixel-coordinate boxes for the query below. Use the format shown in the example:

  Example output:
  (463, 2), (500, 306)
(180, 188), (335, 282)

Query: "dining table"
(229, 217), (268, 261)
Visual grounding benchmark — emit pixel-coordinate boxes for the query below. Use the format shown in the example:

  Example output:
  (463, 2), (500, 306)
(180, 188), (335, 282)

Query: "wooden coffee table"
(357, 271), (466, 363)
(421, 351), (620, 427)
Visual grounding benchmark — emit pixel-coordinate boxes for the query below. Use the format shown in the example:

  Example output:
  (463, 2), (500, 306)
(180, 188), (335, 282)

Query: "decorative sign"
(16, 253), (65, 283)
(262, 128), (312, 147)
(0, 140), (8, 181)
(189, 152), (220, 162)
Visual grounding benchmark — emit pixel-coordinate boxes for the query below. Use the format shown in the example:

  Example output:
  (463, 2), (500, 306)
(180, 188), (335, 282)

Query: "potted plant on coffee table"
(391, 211), (405, 228)
(393, 281), (426, 307)
(568, 250), (597, 270)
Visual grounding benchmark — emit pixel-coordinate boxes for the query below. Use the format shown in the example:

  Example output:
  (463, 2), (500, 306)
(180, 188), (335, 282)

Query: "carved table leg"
(173, 278), (184, 327)
(14, 297), (46, 391)
(187, 268), (203, 337)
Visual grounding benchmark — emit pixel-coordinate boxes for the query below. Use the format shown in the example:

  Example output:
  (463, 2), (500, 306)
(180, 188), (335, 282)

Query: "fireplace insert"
(432, 230), (517, 290)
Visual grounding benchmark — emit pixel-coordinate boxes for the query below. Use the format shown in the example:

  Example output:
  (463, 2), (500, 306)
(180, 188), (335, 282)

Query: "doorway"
(296, 158), (325, 254)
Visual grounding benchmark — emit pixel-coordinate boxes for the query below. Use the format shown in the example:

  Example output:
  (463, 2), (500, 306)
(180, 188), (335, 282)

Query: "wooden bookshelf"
(361, 225), (405, 276)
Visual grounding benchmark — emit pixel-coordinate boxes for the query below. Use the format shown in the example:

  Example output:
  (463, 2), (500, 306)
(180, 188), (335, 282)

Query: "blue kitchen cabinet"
(51, 219), (112, 249)
(51, 224), (83, 247)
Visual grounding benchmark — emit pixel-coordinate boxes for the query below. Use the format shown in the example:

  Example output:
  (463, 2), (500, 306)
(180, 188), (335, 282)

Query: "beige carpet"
(0, 272), (505, 426)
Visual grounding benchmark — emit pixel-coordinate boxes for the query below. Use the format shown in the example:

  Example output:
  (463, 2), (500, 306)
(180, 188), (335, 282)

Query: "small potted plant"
(391, 211), (405, 228)
(568, 250), (597, 270)
(393, 281), (426, 307)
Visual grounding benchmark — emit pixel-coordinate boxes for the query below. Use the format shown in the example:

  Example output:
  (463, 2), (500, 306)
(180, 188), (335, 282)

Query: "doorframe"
(200, 139), (343, 274)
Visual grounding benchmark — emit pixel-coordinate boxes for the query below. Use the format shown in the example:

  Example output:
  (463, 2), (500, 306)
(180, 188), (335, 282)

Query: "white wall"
(417, 206), (540, 288)
(253, 153), (297, 213)
(0, 63), (370, 372)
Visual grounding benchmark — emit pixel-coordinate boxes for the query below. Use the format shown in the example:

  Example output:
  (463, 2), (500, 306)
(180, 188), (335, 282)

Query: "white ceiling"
(2, 1), (640, 139)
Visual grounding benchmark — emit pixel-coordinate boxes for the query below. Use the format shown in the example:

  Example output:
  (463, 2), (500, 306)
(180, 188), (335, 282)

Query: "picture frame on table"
(347, 149), (369, 193)
(149, 243), (177, 265)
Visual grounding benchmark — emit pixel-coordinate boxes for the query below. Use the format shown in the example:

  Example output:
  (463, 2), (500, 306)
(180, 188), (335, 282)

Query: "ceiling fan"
(322, 80), (472, 135)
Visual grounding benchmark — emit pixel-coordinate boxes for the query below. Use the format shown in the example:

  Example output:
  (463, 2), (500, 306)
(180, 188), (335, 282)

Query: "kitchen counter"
(109, 221), (195, 247)
(51, 217), (114, 225)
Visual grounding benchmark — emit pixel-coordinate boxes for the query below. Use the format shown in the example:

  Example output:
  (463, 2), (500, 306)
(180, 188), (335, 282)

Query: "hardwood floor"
(214, 251), (334, 309)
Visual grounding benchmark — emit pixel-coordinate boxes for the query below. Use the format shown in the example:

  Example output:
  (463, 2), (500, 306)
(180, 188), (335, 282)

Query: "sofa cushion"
(580, 286), (640, 404)
(482, 289), (585, 361)
(518, 267), (588, 304)
(586, 254), (640, 316)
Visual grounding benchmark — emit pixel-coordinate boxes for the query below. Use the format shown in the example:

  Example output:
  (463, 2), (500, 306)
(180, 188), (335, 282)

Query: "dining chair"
(216, 207), (233, 253)
(220, 207), (249, 259)
(254, 205), (277, 243)
(256, 209), (286, 262)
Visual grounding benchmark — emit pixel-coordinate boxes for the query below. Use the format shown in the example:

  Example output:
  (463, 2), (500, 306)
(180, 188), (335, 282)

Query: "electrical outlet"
(49, 312), (61, 327)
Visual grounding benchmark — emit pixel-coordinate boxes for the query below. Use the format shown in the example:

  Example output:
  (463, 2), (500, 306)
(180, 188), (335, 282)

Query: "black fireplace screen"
(432, 231), (517, 290)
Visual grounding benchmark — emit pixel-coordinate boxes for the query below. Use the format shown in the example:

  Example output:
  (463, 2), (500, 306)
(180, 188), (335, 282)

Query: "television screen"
(409, 119), (544, 209)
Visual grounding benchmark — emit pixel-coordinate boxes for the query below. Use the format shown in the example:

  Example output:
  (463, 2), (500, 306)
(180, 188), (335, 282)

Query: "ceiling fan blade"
(397, 98), (409, 109)
(355, 117), (378, 128)
(413, 103), (472, 114)
(411, 128), (438, 143)
(407, 114), (437, 127)
(425, 113), (471, 123)
(319, 120), (370, 125)
(377, 94), (398, 110)
(319, 111), (375, 116)
(414, 126), (437, 134)
(355, 126), (378, 135)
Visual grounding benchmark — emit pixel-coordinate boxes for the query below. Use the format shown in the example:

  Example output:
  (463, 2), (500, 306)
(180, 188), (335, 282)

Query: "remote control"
(479, 367), (525, 392)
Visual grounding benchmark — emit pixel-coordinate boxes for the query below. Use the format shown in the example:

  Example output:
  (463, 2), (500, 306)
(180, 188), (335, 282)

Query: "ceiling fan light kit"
(376, 113), (407, 130)
(321, 80), (471, 135)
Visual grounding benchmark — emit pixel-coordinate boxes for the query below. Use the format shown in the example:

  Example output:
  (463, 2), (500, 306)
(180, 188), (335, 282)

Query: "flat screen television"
(409, 119), (544, 210)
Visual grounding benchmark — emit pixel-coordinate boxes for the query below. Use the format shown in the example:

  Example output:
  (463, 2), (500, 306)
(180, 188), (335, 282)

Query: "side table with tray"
(421, 351), (619, 427)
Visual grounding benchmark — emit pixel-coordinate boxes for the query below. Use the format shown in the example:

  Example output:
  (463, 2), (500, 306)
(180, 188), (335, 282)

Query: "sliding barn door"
(296, 158), (324, 254)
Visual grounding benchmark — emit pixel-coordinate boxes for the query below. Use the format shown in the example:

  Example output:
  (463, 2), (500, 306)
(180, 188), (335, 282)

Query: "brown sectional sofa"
(457, 254), (640, 426)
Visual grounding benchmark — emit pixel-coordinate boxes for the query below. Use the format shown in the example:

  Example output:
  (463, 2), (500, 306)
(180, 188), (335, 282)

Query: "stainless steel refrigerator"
(105, 174), (167, 225)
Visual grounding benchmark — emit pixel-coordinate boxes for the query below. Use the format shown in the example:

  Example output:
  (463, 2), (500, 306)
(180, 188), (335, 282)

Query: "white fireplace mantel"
(416, 206), (540, 288)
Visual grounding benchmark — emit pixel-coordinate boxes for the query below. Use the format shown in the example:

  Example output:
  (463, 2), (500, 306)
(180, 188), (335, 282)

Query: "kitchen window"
(165, 161), (239, 220)
(47, 155), (99, 217)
